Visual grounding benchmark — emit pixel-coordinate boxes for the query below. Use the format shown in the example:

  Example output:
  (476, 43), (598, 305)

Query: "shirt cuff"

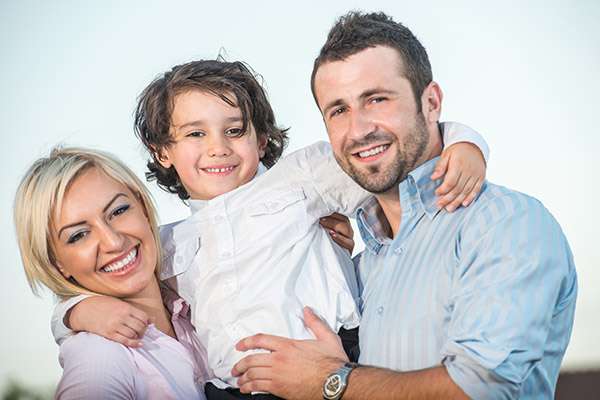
(441, 121), (490, 164)
(51, 294), (96, 345)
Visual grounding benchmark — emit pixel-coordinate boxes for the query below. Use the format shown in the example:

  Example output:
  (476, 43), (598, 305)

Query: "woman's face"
(51, 167), (158, 298)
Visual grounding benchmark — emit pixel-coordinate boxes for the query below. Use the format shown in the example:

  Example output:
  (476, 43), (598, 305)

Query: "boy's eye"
(225, 128), (245, 138)
(67, 230), (88, 244)
(186, 131), (205, 138)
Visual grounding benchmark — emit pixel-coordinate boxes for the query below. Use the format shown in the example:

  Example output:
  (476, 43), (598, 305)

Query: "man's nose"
(348, 109), (376, 141)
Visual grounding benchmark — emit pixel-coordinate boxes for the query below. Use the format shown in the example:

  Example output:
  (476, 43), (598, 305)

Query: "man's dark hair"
(134, 59), (288, 200)
(311, 11), (432, 111)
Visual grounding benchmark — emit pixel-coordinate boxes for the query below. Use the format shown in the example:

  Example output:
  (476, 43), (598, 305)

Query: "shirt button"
(377, 306), (384, 315)
(395, 247), (403, 254)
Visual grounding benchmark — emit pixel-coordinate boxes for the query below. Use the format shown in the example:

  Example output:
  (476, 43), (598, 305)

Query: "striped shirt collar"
(357, 156), (443, 254)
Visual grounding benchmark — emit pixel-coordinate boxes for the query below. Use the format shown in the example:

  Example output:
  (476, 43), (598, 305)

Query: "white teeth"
(102, 247), (137, 273)
(205, 166), (234, 173)
(358, 145), (388, 158)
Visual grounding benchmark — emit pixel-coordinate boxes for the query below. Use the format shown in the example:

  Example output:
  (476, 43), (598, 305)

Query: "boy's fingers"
(431, 152), (450, 180)
(436, 169), (461, 197)
(125, 318), (149, 337)
(130, 308), (151, 325)
(116, 325), (140, 340)
(463, 180), (483, 206)
(112, 333), (143, 348)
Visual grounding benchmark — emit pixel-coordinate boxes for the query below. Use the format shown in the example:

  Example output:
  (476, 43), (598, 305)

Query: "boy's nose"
(207, 135), (232, 157)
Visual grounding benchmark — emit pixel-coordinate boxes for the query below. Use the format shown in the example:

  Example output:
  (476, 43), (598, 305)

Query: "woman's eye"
(225, 128), (245, 137)
(111, 204), (130, 218)
(67, 231), (88, 244)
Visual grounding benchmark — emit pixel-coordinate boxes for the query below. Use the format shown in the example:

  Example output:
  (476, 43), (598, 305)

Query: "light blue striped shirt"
(355, 157), (577, 399)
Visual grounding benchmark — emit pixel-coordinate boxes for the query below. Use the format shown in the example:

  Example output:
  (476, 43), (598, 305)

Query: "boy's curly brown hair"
(134, 59), (289, 200)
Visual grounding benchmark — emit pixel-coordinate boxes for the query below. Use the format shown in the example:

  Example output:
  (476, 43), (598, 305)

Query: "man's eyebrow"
(322, 99), (346, 116)
(57, 193), (128, 239)
(359, 88), (397, 100)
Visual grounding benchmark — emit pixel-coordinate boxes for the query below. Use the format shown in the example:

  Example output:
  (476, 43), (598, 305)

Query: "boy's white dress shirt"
(51, 124), (489, 388)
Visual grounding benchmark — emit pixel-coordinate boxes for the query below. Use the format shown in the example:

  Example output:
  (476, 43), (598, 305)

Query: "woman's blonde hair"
(14, 147), (162, 299)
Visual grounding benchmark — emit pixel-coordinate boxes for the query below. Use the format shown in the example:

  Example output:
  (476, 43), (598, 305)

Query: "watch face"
(324, 374), (343, 398)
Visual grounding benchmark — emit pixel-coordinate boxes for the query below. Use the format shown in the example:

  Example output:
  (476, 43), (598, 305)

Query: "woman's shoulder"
(57, 333), (138, 399)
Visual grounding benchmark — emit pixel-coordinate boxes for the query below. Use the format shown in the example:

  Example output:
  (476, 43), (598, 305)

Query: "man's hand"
(319, 212), (354, 254)
(68, 296), (150, 347)
(232, 307), (348, 399)
(431, 142), (486, 212)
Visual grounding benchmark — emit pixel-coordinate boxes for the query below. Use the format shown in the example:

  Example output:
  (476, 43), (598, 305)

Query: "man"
(233, 11), (577, 399)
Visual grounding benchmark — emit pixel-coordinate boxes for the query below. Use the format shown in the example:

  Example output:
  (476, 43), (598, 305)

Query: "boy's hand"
(319, 213), (354, 254)
(68, 296), (150, 347)
(431, 142), (486, 212)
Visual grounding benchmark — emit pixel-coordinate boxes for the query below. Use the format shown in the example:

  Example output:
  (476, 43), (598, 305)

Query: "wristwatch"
(322, 362), (359, 400)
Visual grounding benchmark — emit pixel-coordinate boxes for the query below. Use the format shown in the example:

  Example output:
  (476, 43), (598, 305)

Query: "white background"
(1, 0), (598, 389)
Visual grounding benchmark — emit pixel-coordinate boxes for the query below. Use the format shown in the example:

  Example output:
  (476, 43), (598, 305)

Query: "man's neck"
(375, 129), (443, 238)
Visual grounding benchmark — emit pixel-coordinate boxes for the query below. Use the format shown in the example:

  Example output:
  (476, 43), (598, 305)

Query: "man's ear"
(258, 135), (268, 159)
(420, 81), (443, 124)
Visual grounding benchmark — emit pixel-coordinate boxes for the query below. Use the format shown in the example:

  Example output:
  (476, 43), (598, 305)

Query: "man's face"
(314, 46), (430, 194)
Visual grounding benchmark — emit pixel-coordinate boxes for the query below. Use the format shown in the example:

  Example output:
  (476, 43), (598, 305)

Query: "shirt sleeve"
(441, 191), (577, 399)
(56, 333), (136, 400)
(440, 121), (490, 163)
(51, 294), (95, 345)
(282, 141), (371, 217)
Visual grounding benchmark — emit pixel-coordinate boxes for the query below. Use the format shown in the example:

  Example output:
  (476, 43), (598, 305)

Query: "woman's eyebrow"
(57, 193), (128, 239)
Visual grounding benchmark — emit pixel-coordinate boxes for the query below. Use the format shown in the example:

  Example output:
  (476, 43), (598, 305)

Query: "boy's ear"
(258, 135), (268, 159)
(154, 149), (172, 168)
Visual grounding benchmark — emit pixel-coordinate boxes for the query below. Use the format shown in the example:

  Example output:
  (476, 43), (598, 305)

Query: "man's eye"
(186, 131), (205, 138)
(67, 231), (88, 244)
(330, 107), (347, 118)
(370, 96), (387, 104)
(225, 128), (245, 137)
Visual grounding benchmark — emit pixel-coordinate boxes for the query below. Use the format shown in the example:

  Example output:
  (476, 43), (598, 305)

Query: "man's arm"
(232, 308), (468, 400)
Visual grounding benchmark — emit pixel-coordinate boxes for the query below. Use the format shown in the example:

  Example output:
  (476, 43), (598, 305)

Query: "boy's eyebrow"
(175, 116), (243, 130)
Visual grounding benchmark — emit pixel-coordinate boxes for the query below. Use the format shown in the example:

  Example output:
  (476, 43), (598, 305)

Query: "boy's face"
(157, 89), (267, 200)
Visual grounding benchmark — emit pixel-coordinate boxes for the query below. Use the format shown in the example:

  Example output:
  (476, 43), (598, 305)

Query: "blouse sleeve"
(55, 333), (136, 400)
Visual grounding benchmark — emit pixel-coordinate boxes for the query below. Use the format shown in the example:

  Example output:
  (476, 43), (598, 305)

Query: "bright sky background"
(1, 0), (598, 389)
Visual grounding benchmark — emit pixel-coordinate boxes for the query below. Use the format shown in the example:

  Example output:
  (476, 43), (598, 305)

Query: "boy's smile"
(158, 89), (267, 200)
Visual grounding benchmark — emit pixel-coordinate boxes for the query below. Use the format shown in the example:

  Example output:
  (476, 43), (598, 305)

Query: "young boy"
(52, 59), (489, 397)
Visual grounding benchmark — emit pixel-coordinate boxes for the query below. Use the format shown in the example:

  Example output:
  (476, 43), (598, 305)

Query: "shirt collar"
(357, 157), (442, 254)
(187, 162), (267, 215)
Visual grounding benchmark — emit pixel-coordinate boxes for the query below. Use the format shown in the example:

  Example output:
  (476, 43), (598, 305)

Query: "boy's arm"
(51, 295), (150, 347)
(434, 121), (489, 211)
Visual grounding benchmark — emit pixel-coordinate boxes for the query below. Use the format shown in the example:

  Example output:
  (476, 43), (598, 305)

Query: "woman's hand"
(431, 142), (486, 212)
(319, 213), (354, 254)
(68, 296), (150, 347)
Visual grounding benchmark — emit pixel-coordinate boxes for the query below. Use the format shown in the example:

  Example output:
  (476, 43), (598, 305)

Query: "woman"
(14, 147), (211, 399)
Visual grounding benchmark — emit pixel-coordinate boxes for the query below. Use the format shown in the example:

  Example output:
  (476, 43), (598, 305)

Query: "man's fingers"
(238, 379), (273, 395)
(431, 152), (450, 180)
(232, 353), (273, 376)
(236, 367), (273, 386)
(303, 307), (336, 341)
(236, 333), (289, 352)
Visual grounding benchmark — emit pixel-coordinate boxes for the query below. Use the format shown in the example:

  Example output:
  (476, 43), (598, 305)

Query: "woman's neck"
(124, 277), (176, 340)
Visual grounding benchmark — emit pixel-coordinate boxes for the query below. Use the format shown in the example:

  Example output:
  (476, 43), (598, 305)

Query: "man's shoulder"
(470, 181), (548, 217)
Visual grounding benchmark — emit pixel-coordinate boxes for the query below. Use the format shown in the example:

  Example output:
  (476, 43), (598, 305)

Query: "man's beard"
(337, 113), (429, 194)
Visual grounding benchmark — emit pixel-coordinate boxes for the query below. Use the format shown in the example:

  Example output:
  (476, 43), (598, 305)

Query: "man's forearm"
(342, 365), (469, 400)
